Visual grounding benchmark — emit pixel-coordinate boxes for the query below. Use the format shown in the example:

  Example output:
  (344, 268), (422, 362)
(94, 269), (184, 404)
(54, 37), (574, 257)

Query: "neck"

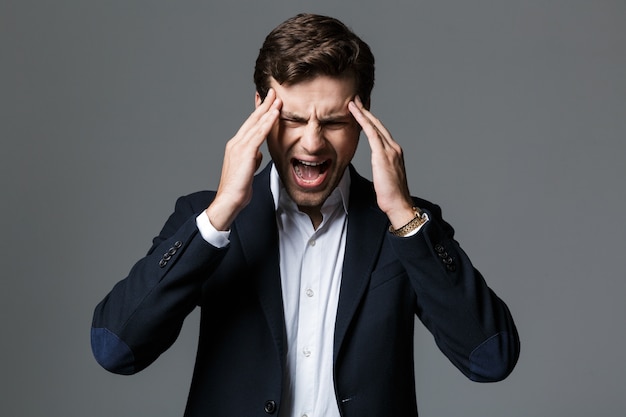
(298, 205), (323, 230)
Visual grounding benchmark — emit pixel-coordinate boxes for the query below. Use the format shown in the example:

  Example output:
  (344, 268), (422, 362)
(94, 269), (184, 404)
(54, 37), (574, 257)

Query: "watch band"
(388, 207), (427, 237)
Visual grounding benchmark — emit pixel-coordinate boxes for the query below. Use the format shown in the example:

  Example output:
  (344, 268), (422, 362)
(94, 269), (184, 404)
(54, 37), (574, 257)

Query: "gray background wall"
(2, 1), (625, 416)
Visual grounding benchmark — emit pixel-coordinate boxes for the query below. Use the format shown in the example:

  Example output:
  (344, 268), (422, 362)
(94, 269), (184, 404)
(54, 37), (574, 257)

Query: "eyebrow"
(279, 112), (308, 123)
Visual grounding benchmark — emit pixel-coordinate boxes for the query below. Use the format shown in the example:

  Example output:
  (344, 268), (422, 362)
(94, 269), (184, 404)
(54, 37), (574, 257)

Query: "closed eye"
(322, 121), (349, 130)
(280, 117), (307, 127)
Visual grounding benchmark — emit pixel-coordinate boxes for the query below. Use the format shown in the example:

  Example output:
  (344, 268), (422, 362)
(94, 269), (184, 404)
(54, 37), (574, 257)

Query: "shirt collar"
(270, 163), (350, 215)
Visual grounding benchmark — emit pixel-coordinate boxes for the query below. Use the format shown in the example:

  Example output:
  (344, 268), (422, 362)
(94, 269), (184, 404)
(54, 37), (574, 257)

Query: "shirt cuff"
(196, 211), (230, 248)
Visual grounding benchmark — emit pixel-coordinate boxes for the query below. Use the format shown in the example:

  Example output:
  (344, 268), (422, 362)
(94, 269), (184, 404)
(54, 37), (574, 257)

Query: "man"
(92, 13), (519, 417)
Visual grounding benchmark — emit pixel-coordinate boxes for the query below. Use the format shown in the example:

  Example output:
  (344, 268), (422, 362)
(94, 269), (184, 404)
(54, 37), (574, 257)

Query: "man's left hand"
(348, 96), (416, 229)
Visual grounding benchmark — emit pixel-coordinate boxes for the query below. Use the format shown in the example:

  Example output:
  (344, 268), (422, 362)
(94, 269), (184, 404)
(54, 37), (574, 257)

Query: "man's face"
(256, 75), (360, 212)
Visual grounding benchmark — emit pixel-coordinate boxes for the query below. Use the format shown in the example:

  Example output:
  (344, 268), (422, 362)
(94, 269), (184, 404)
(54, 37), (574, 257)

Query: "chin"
(288, 189), (329, 209)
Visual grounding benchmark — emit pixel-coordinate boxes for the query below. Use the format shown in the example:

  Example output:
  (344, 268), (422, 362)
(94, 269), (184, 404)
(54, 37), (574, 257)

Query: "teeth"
(299, 160), (324, 166)
(294, 159), (328, 183)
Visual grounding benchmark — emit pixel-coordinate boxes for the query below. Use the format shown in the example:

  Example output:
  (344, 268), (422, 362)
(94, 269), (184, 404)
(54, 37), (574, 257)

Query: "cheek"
(266, 126), (295, 161)
(331, 132), (360, 161)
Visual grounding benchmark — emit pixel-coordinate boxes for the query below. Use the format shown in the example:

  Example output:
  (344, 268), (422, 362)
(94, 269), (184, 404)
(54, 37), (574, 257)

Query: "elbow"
(91, 327), (137, 375)
(468, 331), (520, 382)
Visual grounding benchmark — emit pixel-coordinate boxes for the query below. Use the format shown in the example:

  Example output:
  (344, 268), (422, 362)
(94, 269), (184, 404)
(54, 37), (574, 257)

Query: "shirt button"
(303, 348), (311, 357)
(264, 400), (277, 414)
(309, 239), (316, 246)
(302, 414), (309, 417)
(305, 288), (314, 297)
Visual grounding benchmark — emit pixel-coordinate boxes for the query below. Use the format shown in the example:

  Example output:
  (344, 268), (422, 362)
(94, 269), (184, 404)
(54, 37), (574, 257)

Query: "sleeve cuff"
(196, 211), (230, 248)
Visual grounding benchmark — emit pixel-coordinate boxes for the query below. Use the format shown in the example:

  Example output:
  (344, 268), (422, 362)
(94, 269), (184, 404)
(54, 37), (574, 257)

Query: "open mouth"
(292, 159), (330, 185)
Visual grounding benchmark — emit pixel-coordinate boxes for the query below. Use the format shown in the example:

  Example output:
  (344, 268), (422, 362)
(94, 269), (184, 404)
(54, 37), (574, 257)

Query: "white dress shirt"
(197, 165), (348, 417)
(270, 165), (349, 417)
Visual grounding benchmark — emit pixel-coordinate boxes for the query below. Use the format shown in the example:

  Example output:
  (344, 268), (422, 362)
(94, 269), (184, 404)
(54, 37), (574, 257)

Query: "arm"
(391, 201), (520, 382)
(91, 194), (226, 374)
(91, 90), (282, 375)
(349, 98), (519, 381)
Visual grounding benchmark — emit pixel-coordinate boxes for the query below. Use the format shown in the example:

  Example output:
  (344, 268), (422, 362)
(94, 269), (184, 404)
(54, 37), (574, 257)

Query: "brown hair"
(254, 13), (375, 105)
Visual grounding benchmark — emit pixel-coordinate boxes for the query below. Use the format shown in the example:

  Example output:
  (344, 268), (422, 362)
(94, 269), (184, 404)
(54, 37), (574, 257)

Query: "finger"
(246, 101), (280, 147)
(349, 100), (387, 153)
(235, 88), (279, 138)
(352, 97), (398, 150)
(232, 105), (280, 161)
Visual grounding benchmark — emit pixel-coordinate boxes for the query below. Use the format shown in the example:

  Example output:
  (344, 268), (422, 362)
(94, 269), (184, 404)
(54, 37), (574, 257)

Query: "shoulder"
(172, 190), (216, 215)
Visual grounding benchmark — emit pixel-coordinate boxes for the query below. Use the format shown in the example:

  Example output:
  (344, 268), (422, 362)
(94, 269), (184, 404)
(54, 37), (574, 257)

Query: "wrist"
(386, 202), (418, 230)
(388, 207), (428, 237)
(205, 199), (240, 231)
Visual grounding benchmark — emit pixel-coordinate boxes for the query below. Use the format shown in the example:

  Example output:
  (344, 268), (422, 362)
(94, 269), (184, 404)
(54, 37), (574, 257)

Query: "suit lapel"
(232, 164), (286, 361)
(334, 166), (389, 360)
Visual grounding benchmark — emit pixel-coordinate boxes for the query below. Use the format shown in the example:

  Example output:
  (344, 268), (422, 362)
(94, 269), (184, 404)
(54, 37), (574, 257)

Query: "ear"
(255, 92), (262, 109)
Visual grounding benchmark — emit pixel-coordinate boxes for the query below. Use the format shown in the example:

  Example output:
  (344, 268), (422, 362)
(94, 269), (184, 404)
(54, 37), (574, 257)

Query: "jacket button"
(159, 259), (167, 268)
(264, 400), (277, 414)
(434, 244), (445, 253)
(174, 241), (183, 248)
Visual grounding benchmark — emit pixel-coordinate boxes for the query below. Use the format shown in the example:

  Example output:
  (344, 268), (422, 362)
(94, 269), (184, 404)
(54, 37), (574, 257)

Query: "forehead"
(270, 76), (356, 115)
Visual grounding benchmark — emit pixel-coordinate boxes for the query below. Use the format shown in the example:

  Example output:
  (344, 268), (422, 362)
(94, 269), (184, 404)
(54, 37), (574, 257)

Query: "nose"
(300, 122), (326, 154)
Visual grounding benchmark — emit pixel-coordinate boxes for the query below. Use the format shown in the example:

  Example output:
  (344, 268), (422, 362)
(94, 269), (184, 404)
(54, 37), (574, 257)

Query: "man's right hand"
(205, 88), (282, 231)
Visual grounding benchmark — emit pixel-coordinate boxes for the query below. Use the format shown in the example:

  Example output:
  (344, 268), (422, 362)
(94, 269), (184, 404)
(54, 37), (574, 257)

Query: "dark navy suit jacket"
(92, 163), (519, 417)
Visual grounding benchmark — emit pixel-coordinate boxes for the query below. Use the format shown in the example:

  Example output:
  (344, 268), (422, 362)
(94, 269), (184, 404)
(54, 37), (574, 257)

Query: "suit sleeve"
(390, 200), (520, 382)
(91, 193), (225, 375)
